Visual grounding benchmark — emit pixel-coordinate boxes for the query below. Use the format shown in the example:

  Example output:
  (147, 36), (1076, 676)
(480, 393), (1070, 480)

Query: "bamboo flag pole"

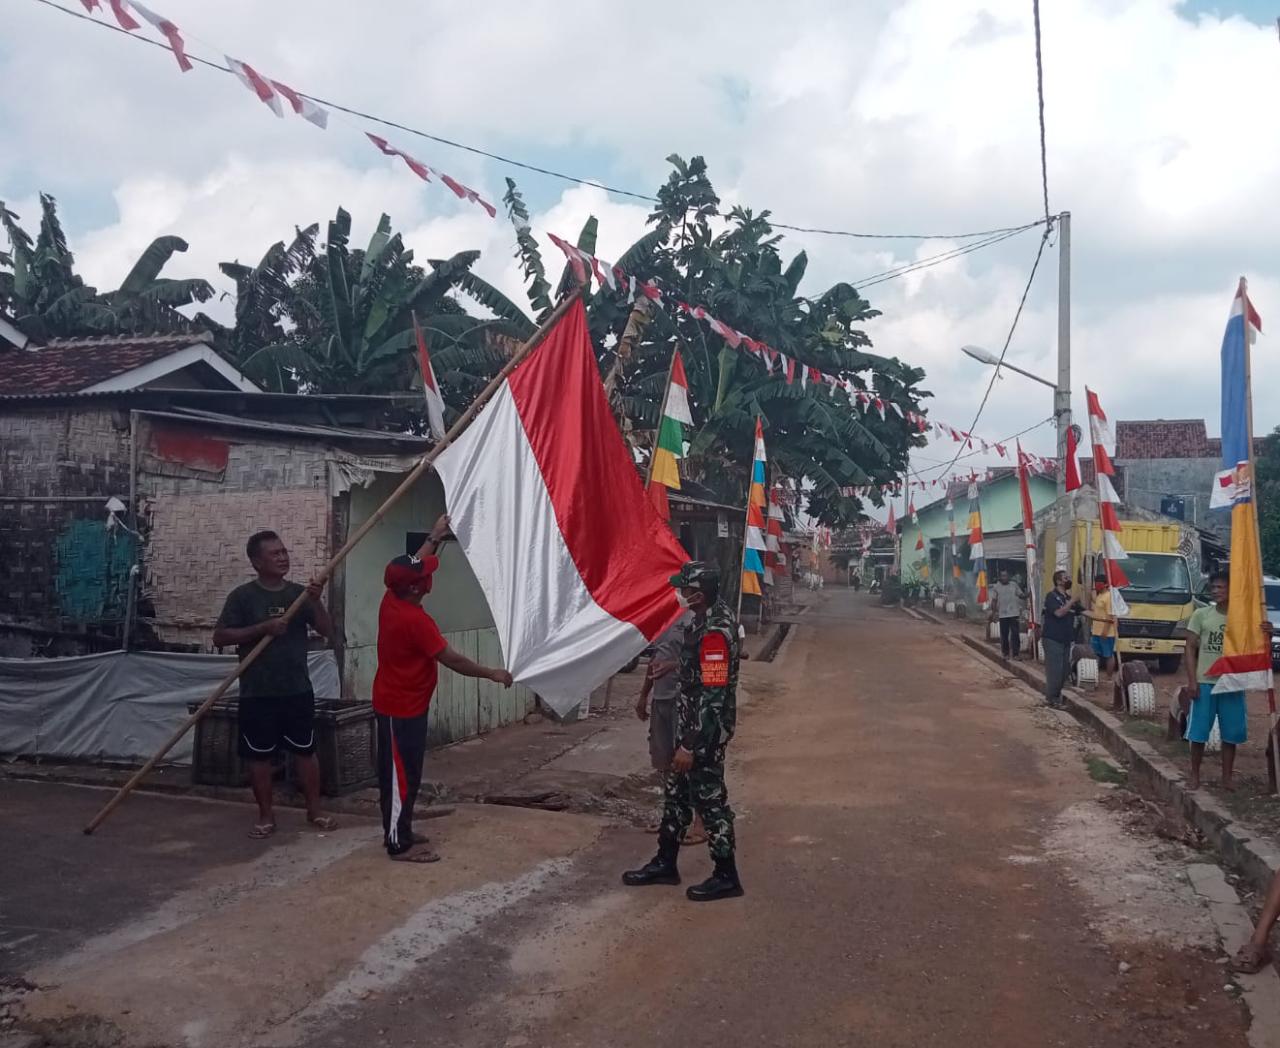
(83, 293), (580, 835)
(1236, 277), (1280, 794)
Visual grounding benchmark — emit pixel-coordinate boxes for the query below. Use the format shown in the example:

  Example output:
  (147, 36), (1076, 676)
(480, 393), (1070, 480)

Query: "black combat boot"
(686, 856), (744, 901)
(622, 832), (680, 886)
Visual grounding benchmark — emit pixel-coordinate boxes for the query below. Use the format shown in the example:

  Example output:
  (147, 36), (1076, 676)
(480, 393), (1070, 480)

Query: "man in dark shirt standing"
(1041, 569), (1082, 709)
(213, 530), (338, 839)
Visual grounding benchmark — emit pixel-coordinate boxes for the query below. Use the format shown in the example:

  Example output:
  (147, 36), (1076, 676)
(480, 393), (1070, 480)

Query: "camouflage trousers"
(659, 757), (735, 861)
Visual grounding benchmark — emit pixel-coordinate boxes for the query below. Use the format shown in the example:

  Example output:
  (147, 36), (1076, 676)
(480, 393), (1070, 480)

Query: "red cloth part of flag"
(1064, 424), (1083, 492)
(79, 0), (101, 10)
(108, 0), (140, 29)
(547, 233), (588, 285)
(1106, 560), (1130, 588)
(128, 1), (192, 71)
(1086, 388), (1107, 423)
(367, 133), (431, 181)
(227, 57), (284, 117)
(647, 477), (671, 521)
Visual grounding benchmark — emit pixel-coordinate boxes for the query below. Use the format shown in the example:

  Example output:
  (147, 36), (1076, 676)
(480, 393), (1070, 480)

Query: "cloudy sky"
(4, 0), (1278, 515)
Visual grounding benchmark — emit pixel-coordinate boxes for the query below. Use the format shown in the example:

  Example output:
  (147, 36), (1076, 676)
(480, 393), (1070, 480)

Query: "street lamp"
(960, 345), (1056, 390)
(960, 337), (1073, 580)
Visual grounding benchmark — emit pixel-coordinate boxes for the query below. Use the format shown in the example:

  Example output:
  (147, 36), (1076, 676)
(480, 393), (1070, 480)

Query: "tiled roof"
(1114, 419), (1215, 460)
(0, 333), (212, 395)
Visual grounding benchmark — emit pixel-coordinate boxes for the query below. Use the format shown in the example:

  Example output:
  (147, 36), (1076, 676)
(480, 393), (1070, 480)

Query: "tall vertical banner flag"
(741, 418), (769, 597)
(433, 300), (687, 715)
(1085, 387), (1131, 607)
(947, 496), (960, 579)
(1017, 441), (1039, 629)
(766, 488), (785, 585)
(412, 313), (447, 443)
(647, 349), (692, 520)
(967, 481), (988, 605)
(1208, 280), (1271, 693)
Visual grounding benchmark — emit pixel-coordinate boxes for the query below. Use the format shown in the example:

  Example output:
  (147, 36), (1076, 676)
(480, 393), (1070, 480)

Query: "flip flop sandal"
(1230, 943), (1270, 974)
(249, 822), (277, 839)
(307, 815), (339, 831)
(390, 844), (441, 863)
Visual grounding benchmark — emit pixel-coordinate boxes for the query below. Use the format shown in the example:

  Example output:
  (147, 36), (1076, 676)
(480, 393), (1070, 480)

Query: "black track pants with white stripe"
(376, 711), (429, 855)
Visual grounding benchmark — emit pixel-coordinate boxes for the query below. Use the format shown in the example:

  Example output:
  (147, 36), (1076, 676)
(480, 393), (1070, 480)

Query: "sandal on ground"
(1230, 943), (1270, 974)
(249, 822), (277, 839)
(390, 843), (441, 863)
(307, 814), (339, 831)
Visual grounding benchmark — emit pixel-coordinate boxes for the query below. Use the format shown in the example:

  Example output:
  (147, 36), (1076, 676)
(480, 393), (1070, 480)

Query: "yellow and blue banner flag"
(1208, 279), (1270, 693)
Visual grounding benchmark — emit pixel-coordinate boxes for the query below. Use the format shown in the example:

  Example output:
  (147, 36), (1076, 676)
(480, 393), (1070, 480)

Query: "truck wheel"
(1157, 655), (1182, 674)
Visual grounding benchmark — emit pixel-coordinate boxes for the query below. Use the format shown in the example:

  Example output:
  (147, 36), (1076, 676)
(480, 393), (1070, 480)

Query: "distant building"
(1110, 419), (1232, 539)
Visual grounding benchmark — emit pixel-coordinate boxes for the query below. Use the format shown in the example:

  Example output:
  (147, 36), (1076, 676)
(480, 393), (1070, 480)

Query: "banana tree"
(1, 194), (213, 340)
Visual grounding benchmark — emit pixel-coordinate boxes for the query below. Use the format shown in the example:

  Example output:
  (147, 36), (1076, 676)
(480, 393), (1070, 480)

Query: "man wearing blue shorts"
(1183, 569), (1245, 791)
(1084, 573), (1118, 677)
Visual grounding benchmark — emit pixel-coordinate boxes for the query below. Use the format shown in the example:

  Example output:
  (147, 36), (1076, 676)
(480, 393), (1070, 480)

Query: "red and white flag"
(412, 312), (447, 442)
(433, 301), (687, 714)
(1017, 441), (1039, 628)
(1086, 386), (1131, 598)
(1063, 421), (1083, 492)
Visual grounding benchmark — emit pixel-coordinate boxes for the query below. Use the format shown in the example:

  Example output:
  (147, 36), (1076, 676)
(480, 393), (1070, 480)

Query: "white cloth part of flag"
(1102, 530), (1128, 563)
(768, 498), (785, 521)
(1089, 407), (1115, 455)
(120, 1), (192, 71)
(590, 255), (617, 292)
(227, 57), (284, 117)
(266, 79), (329, 128)
(1097, 472), (1122, 505)
(665, 371), (693, 425)
(1111, 586), (1130, 618)
(1211, 464), (1250, 509)
(746, 519), (768, 550)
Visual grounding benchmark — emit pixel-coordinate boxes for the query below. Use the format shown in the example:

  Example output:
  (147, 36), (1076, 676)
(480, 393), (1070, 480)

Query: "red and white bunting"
(83, 0), (192, 71)
(266, 78), (329, 129)
(366, 134), (495, 217)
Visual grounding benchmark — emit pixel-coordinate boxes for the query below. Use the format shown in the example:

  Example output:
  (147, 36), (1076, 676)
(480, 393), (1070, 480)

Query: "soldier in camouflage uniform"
(623, 561), (744, 901)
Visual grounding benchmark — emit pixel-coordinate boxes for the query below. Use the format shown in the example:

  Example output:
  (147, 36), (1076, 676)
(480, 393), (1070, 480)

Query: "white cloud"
(5, 0), (1280, 527)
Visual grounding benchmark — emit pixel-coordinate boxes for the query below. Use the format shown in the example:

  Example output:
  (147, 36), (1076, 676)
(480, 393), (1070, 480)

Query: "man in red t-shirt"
(374, 515), (513, 863)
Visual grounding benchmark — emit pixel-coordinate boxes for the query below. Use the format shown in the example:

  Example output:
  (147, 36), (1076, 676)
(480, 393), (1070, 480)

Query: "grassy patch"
(1122, 720), (1164, 739)
(1086, 755), (1128, 784)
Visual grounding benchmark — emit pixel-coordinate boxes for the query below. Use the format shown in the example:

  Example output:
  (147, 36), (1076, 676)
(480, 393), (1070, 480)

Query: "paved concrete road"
(4, 592), (1260, 1047)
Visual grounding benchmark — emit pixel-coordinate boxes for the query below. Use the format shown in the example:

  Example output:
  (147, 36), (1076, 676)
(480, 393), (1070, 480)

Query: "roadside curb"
(956, 632), (1280, 896)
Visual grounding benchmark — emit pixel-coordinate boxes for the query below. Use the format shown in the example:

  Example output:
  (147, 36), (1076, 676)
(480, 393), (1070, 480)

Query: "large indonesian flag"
(434, 301), (687, 714)
(1209, 279), (1270, 693)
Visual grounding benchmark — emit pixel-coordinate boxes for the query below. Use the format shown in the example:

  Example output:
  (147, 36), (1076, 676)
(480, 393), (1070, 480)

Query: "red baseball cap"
(384, 554), (440, 591)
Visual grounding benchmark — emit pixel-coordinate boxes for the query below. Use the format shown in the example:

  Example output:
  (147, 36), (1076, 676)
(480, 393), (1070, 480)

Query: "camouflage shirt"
(675, 598), (740, 762)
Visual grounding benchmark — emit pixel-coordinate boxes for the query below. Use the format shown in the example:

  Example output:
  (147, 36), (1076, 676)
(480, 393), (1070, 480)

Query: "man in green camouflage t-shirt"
(623, 561), (743, 902)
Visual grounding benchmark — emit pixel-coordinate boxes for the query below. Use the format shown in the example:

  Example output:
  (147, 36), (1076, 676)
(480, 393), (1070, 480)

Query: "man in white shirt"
(988, 569), (1026, 660)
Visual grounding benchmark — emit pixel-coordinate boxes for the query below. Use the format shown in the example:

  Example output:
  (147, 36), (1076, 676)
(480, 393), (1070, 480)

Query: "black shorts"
(238, 691), (317, 759)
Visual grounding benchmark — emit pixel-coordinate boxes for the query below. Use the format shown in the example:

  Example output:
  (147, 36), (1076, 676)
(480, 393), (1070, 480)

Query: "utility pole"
(1055, 211), (1072, 573)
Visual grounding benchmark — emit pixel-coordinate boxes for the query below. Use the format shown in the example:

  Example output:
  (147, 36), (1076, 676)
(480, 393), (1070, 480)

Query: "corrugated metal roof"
(141, 407), (430, 447)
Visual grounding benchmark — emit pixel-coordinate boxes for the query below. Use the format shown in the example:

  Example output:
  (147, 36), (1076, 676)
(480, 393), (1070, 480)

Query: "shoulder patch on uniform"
(700, 631), (730, 687)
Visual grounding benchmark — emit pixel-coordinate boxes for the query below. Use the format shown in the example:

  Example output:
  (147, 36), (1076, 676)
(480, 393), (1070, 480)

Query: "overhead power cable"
(30, 0), (1049, 246)
(1032, 0), (1052, 228)
(932, 228), (1054, 481)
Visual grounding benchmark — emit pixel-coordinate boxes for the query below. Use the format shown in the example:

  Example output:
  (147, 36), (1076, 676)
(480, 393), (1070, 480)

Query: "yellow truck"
(1040, 518), (1198, 672)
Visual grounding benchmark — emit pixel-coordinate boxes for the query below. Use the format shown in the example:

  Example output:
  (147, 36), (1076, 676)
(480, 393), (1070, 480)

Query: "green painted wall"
(907, 474), (1056, 541)
(342, 470), (534, 739)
